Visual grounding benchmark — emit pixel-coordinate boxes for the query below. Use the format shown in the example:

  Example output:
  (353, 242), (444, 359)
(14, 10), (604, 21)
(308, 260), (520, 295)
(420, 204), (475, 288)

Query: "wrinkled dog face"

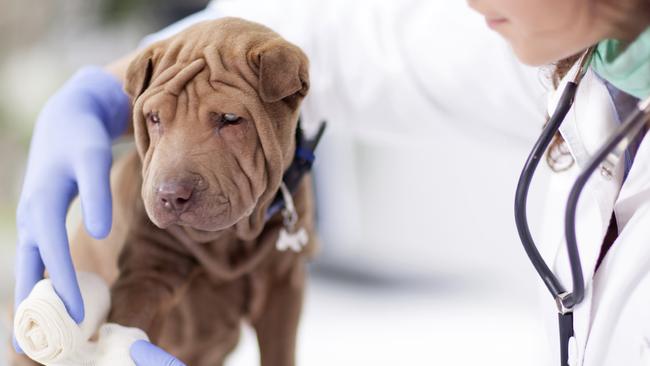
(138, 65), (260, 232)
(124, 18), (309, 235)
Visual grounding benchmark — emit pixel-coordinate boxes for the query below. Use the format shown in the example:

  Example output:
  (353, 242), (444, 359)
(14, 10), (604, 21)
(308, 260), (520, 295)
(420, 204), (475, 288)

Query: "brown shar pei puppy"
(13, 17), (317, 366)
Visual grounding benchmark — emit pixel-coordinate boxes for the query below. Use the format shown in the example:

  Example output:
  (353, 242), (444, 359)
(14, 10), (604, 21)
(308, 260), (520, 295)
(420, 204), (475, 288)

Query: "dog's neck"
(175, 225), (230, 243)
(167, 222), (277, 284)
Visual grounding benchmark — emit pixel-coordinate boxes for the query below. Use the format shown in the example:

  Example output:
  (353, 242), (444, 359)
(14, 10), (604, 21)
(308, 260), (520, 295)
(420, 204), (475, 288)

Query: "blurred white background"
(1, 0), (556, 365)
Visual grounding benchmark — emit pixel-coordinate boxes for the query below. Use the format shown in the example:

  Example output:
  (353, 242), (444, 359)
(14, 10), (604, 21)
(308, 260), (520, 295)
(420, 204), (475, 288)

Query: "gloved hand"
(14, 66), (129, 350)
(131, 340), (186, 366)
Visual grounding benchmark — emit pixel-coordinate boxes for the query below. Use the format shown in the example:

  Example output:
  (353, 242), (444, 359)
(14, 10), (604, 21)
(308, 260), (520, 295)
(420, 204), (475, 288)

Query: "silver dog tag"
(275, 182), (309, 252)
(276, 227), (309, 252)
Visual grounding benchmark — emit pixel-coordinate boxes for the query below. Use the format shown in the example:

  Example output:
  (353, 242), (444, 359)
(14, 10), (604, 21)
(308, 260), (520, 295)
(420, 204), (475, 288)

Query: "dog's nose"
(157, 181), (194, 213)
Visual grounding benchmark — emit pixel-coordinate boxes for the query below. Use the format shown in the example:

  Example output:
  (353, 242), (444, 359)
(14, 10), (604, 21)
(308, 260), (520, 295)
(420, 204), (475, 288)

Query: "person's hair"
(545, 54), (582, 172)
(597, 0), (650, 41)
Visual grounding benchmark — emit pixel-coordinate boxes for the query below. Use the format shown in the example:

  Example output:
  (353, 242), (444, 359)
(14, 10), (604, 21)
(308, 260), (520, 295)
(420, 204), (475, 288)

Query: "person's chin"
(509, 41), (564, 67)
(512, 49), (551, 66)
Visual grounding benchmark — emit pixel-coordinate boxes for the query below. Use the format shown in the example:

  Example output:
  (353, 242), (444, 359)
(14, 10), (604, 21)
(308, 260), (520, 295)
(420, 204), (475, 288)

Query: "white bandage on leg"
(14, 272), (148, 366)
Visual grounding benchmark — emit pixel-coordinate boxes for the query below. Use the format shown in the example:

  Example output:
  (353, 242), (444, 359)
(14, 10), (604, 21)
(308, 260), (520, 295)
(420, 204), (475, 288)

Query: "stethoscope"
(514, 47), (650, 366)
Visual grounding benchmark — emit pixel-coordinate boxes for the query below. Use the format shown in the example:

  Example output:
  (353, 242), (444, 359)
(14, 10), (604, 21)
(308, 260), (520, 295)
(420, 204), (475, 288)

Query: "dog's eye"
(148, 112), (161, 124)
(210, 112), (243, 129)
(221, 113), (242, 126)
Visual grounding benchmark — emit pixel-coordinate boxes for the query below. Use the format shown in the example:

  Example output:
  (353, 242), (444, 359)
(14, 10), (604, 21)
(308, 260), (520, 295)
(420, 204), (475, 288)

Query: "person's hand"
(131, 340), (186, 366)
(14, 66), (129, 350)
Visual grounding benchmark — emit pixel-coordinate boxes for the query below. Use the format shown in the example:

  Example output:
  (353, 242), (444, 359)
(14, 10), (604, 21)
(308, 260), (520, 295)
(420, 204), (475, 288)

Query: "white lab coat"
(539, 62), (650, 365)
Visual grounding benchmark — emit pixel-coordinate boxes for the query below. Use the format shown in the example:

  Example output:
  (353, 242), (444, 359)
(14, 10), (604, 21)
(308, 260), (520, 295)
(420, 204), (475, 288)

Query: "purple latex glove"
(14, 66), (129, 350)
(131, 340), (186, 366)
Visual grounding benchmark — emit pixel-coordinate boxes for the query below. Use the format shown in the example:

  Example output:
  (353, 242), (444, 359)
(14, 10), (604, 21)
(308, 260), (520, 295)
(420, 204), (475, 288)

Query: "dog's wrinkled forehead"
(152, 58), (207, 97)
(124, 17), (310, 162)
(125, 17), (309, 106)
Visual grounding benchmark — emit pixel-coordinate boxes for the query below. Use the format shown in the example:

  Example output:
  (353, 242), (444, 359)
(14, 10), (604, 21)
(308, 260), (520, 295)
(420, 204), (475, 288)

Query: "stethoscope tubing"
(515, 77), (650, 310)
(514, 80), (583, 366)
(514, 82), (578, 302)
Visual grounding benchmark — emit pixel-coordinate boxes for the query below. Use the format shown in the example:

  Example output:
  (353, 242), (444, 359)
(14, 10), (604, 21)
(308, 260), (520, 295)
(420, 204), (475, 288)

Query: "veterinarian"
(14, 1), (650, 366)
(469, 0), (650, 365)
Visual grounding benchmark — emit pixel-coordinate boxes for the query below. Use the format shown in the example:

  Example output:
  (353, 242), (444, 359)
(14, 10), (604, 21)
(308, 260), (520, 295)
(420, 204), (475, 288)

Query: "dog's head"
(124, 18), (309, 240)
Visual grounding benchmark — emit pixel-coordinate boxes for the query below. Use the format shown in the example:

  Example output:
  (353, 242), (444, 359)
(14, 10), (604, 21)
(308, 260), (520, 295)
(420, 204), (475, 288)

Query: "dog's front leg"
(108, 230), (195, 342)
(252, 258), (307, 366)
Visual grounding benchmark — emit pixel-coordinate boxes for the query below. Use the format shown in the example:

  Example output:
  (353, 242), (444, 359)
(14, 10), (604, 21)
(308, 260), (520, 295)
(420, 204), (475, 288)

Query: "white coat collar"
(547, 62), (621, 170)
(545, 61), (624, 365)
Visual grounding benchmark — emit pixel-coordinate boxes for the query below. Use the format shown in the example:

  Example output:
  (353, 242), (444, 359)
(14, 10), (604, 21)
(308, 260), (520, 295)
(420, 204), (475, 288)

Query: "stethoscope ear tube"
(514, 82), (579, 300)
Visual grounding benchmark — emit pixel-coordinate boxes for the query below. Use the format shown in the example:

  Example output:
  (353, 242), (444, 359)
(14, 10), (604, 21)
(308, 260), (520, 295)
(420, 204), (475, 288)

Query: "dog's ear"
(124, 51), (155, 101)
(124, 49), (157, 160)
(250, 40), (310, 104)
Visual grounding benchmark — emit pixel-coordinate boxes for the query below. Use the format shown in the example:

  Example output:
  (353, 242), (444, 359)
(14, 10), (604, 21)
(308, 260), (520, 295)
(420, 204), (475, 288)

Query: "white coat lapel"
(583, 203), (650, 365)
(584, 128), (650, 365)
(614, 130), (650, 227)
